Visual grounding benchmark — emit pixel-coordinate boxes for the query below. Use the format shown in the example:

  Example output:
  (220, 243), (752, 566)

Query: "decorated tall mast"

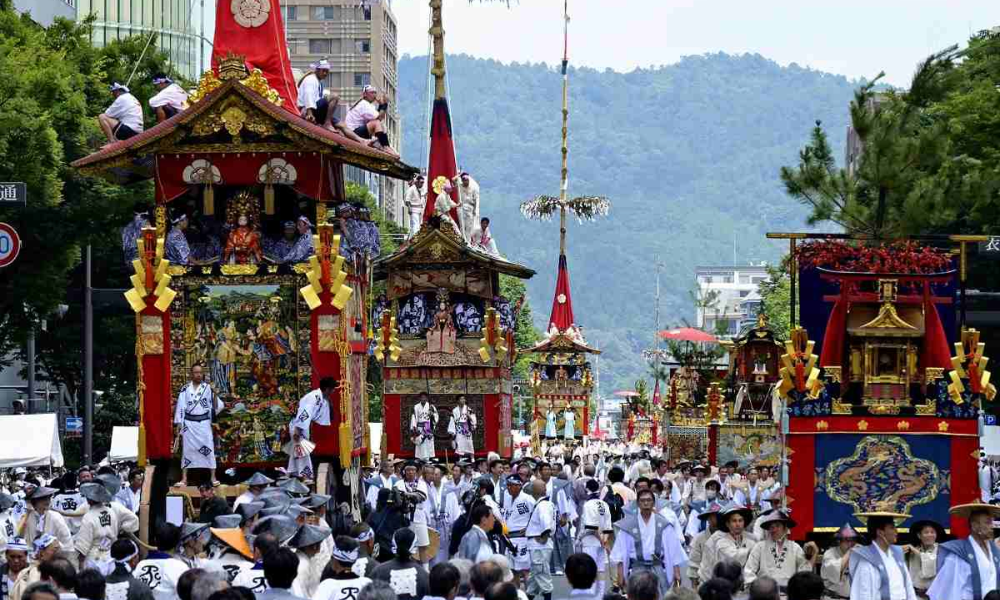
(522, 0), (609, 453)
(372, 0), (535, 461)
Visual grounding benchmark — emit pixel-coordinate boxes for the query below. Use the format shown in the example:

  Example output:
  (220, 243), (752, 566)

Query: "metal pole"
(26, 323), (35, 413)
(84, 245), (94, 464)
(789, 239), (797, 329)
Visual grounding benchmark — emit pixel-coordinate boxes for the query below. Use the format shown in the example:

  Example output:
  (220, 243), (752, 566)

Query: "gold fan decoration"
(479, 307), (508, 363)
(299, 223), (353, 311)
(124, 227), (176, 313)
(778, 327), (824, 400)
(373, 311), (401, 363)
(947, 328), (997, 404)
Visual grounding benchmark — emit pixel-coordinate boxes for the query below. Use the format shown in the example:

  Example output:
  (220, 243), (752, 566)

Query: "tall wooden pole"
(429, 0), (446, 100)
(558, 0), (569, 256)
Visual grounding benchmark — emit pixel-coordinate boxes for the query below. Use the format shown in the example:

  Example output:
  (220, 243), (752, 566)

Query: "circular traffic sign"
(0, 222), (22, 268)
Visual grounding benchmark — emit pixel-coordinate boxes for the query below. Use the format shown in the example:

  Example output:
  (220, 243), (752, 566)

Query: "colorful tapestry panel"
(716, 424), (781, 467)
(666, 426), (708, 463)
(170, 279), (309, 464)
(813, 434), (950, 528)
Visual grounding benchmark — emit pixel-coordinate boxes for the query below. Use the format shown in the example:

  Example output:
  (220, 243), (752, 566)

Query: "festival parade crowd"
(3, 389), (999, 600)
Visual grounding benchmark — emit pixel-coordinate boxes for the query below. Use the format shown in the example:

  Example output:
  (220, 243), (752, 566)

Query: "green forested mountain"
(398, 52), (858, 391)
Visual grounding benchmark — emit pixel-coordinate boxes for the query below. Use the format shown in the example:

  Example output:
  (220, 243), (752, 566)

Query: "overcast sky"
(390, 0), (997, 86)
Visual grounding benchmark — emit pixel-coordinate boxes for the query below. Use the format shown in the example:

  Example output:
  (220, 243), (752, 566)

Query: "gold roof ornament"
(189, 53), (283, 107)
(778, 327), (825, 400)
(947, 328), (997, 404)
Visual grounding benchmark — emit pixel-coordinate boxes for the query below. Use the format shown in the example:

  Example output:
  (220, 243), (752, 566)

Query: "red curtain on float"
(921, 285), (952, 371)
(143, 305), (173, 460)
(819, 290), (849, 367)
(308, 292), (341, 456)
(548, 255), (575, 330)
(154, 154), (339, 203)
(422, 99), (460, 224)
(212, 0), (298, 113)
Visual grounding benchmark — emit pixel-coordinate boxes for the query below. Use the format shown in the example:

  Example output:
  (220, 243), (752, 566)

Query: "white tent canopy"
(108, 426), (139, 463)
(0, 414), (64, 468)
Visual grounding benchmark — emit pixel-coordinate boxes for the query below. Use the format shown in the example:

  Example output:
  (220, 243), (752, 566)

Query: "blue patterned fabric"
(813, 433), (951, 530)
(121, 214), (149, 266)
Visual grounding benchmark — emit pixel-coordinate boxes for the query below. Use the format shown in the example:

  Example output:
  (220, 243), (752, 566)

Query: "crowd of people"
(0, 446), (997, 600)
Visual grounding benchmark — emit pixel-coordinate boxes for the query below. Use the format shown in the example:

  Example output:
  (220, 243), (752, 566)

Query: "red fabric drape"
(423, 99), (460, 223)
(548, 255), (575, 330)
(921, 284), (953, 370)
(309, 292), (340, 457)
(212, 0), (298, 113)
(819, 287), (849, 367)
(142, 304), (172, 460)
(155, 154), (335, 203)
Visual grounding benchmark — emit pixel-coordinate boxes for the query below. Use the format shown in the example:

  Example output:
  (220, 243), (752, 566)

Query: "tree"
(780, 44), (999, 240)
(758, 261), (793, 340)
(499, 275), (542, 381)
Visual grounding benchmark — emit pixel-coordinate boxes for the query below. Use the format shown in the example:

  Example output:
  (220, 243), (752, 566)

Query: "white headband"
(390, 535), (418, 556)
(355, 528), (373, 543)
(114, 540), (139, 563)
(332, 547), (359, 563)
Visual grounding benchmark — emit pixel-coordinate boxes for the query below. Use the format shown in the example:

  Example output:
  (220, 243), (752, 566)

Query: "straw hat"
(210, 527), (254, 560)
(948, 502), (1000, 520)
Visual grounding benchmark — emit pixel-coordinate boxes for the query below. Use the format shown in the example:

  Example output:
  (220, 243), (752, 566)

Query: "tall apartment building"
(282, 0), (405, 225)
(695, 264), (769, 337)
(74, 0), (205, 80)
(14, 0), (76, 27)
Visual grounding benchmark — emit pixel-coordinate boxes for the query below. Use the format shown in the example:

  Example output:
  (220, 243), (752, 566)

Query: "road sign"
(980, 236), (1000, 260)
(65, 417), (83, 437)
(0, 183), (25, 206)
(0, 223), (21, 268)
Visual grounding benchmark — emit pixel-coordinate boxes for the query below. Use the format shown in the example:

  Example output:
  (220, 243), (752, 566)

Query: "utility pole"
(83, 245), (93, 464)
(25, 306), (35, 411)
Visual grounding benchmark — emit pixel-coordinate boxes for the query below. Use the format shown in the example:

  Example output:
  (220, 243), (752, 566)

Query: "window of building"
(355, 39), (371, 54)
(309, 39), (332, 54)
(739, 290), (750, 297)
(282, 5), (297, 21)
(751, 276), (766, 284)
(312, 5), (334, 20)
(353, 72), (371, 87)
(722, 276), (733, 283)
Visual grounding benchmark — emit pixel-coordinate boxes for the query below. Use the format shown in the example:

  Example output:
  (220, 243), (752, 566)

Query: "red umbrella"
(658, 327), (719, 343)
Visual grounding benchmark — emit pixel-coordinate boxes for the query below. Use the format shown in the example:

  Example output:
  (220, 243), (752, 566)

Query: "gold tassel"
(264, 183), (275, 215)
(203, 183), (215, 216)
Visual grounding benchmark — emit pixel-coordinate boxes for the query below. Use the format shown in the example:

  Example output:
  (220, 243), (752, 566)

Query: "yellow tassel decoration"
(264, 183), (275, 215)
(203, 184), (215, 216)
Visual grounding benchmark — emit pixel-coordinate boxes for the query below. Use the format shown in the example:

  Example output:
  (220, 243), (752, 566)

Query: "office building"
(283, 0), (405, 225)
(695, 264), (770, 338)
(74, 0), (206, 80)
(14, 0), (76, 27)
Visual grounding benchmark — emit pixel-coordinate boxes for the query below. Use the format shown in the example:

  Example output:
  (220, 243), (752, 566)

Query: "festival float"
(771, 237), (996, 539)
(372, 2), (534, 460)
(520, 3), (608, 455)
(71, 0), (417, 535)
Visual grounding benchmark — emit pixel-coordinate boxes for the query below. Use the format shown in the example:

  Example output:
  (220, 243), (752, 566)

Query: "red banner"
(212, 0), (298, 113)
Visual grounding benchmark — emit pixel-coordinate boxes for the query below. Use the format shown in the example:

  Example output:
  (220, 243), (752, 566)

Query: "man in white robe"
(929, 503), (1000, 600)
(410, 394), (439, 461)
(149, 75), (188, 122)
(850, 512), (917, 600)
(404, 176), (426, 239)
(447, 396), (477, 458)
(287, 377), (336, 481)
(423, 464), (461, 566)
(393, 462), (430, 563)
(451, 172), (480, 241)
(432, 182), (460, 235)
(173, 364), (224, 487)
(610, 488), (686, 596)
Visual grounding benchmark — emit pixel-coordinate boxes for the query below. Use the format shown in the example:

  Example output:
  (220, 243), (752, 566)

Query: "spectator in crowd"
(74, 569), (105, 600)
(785, 571), (824, 600)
